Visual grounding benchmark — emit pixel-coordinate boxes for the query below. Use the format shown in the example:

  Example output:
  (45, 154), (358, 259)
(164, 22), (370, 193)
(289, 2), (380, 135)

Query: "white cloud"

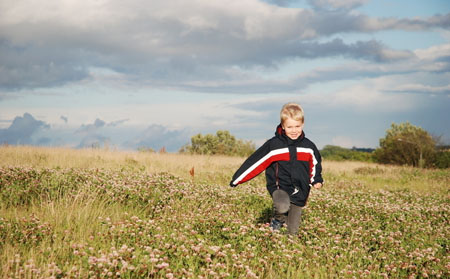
(414, 43), (450, 61)
(300, 78), (418, 112)
(1, 0), (448, 91)
(0, 1), (448, 149)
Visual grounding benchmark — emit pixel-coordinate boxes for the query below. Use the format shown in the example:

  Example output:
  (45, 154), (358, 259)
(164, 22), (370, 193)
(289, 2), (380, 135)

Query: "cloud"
(174, 41), (449, 94)
(74, 118), (109, 148)
(0, 0), (448, 92)
(0, 1), (447, 149)
(264, 0), (297, 7)
(107, 119), (129, 127)
(77, 134), (110, 148)
(124, 124), (190, 152)
(414, 43), (450, 62)
(76, 118), (106, 134)
(297, 11), (450, 37)
(389, 84), (450, 96)
(288, 38), (414, 62)
(0, 113), (50, 145)
(0, 113), (189, 150)
(0, 40), (90, 90)
(307, 0), (368, 11)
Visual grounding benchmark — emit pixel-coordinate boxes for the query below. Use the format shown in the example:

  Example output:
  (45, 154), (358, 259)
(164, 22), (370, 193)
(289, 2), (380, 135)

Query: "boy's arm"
(310, 143), (324, 188)
(230, 140), (279, 187)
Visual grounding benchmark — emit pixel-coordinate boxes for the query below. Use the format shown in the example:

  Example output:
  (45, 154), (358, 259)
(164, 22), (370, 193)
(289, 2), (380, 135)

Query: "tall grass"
(0, 146), (448, 278)
(1, 145), (447, 192)
(0, 145), (241, 183)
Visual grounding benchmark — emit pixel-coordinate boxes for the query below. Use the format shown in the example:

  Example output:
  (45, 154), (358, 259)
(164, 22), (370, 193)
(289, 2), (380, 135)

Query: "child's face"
(282, 117), (303, 140)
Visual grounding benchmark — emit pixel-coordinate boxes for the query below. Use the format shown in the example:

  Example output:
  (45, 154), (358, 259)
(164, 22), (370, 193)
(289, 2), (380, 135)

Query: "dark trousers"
(272, 189), (303, 235)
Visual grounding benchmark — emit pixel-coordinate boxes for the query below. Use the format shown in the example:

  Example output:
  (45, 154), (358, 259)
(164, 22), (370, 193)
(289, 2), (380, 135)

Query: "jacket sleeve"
(230, 140), (273, 186)
(310, 143), (323, 185)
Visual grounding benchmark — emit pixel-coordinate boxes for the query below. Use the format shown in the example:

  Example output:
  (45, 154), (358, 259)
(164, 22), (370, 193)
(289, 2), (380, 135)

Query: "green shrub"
(433, 150), (450, 169)
(374, 122), (436, 168)
(180, 130), (255, 157)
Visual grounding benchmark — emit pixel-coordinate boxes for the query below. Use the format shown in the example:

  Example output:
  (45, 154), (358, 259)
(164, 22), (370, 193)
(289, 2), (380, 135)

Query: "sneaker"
(270, 219), (283, 231)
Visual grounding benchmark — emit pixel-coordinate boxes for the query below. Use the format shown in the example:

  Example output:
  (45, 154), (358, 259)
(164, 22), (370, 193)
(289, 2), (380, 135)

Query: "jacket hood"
(275, 123), (305, 142)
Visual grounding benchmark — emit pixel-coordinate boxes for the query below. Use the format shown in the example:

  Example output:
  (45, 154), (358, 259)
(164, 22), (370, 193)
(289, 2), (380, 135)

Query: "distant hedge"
(433, 150), (450, 169)
(320, 145), (374, 162)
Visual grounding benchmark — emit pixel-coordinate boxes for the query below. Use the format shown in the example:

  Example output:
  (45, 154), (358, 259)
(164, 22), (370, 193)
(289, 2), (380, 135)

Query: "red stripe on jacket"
(296, 148), (317, 184)
(238, 152), (290, 184)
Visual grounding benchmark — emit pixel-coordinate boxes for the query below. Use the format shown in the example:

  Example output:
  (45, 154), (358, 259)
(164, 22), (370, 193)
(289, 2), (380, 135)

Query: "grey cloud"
(0, 113), (192, 151)
(197, 38), (413, 66)
(433, 55), (450, 73)
(60, 115), (68, 123)
(289, 38), (414, 62)
(107, 119), (129, 127)
(132, 38), (416, 94)
(309, 12), (450, 36)
(125, 124), (190, 152)
(94, 119), (106, 127)
(0, 113), (50, 145)
(0, 0), (448, 93)
(307, 0), (368, 11)
(395, 13), (450, 31)
(387, 84), (450, 96)
(74, 118), (110, 148)
(0, 40), (90, 90)
(77, 134), (110, 149)
(264, 0), (297, 7)
(177, 39), (450, 94)
(76, 119), (106, 134)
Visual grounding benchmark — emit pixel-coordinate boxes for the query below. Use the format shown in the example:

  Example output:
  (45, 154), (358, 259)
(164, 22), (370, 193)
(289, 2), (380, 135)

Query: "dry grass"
(0, 145), (374, 172)
(322, 160), (384, 173)
(323, 160), (449, 193)
(1, 145), (448, 193)
(0, 145), (243, 182)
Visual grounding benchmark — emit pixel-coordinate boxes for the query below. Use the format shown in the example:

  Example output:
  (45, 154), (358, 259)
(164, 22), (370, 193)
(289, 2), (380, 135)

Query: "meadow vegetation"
(0, 145), (449, 278)
(320, 145), (374, 163)
(180, 130), (255, 157)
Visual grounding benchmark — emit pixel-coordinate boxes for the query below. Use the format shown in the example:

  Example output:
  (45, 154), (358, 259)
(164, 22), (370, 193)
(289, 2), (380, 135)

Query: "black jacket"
(230, 124), (323, 206)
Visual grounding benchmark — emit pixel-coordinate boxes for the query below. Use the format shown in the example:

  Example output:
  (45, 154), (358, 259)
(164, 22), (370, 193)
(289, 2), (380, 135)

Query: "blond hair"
(280, 103), (304, 124)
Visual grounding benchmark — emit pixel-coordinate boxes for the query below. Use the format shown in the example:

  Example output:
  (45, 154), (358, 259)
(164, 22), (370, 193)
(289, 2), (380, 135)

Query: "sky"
(0, 0), (449, 152)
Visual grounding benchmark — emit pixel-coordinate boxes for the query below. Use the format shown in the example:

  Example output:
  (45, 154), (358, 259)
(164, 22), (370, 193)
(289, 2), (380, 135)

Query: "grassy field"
(0, 145), (449, 278)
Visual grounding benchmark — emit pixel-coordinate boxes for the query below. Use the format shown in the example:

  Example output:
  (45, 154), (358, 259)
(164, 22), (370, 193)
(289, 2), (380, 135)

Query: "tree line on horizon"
(176, 123), (449, 169)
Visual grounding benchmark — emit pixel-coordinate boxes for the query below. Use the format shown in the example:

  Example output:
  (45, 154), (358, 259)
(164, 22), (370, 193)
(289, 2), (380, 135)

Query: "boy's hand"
(313, 183), (322, 189)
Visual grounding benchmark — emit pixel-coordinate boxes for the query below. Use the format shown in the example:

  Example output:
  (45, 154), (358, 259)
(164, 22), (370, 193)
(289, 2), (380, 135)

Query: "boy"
(230, 103), (323, 235)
